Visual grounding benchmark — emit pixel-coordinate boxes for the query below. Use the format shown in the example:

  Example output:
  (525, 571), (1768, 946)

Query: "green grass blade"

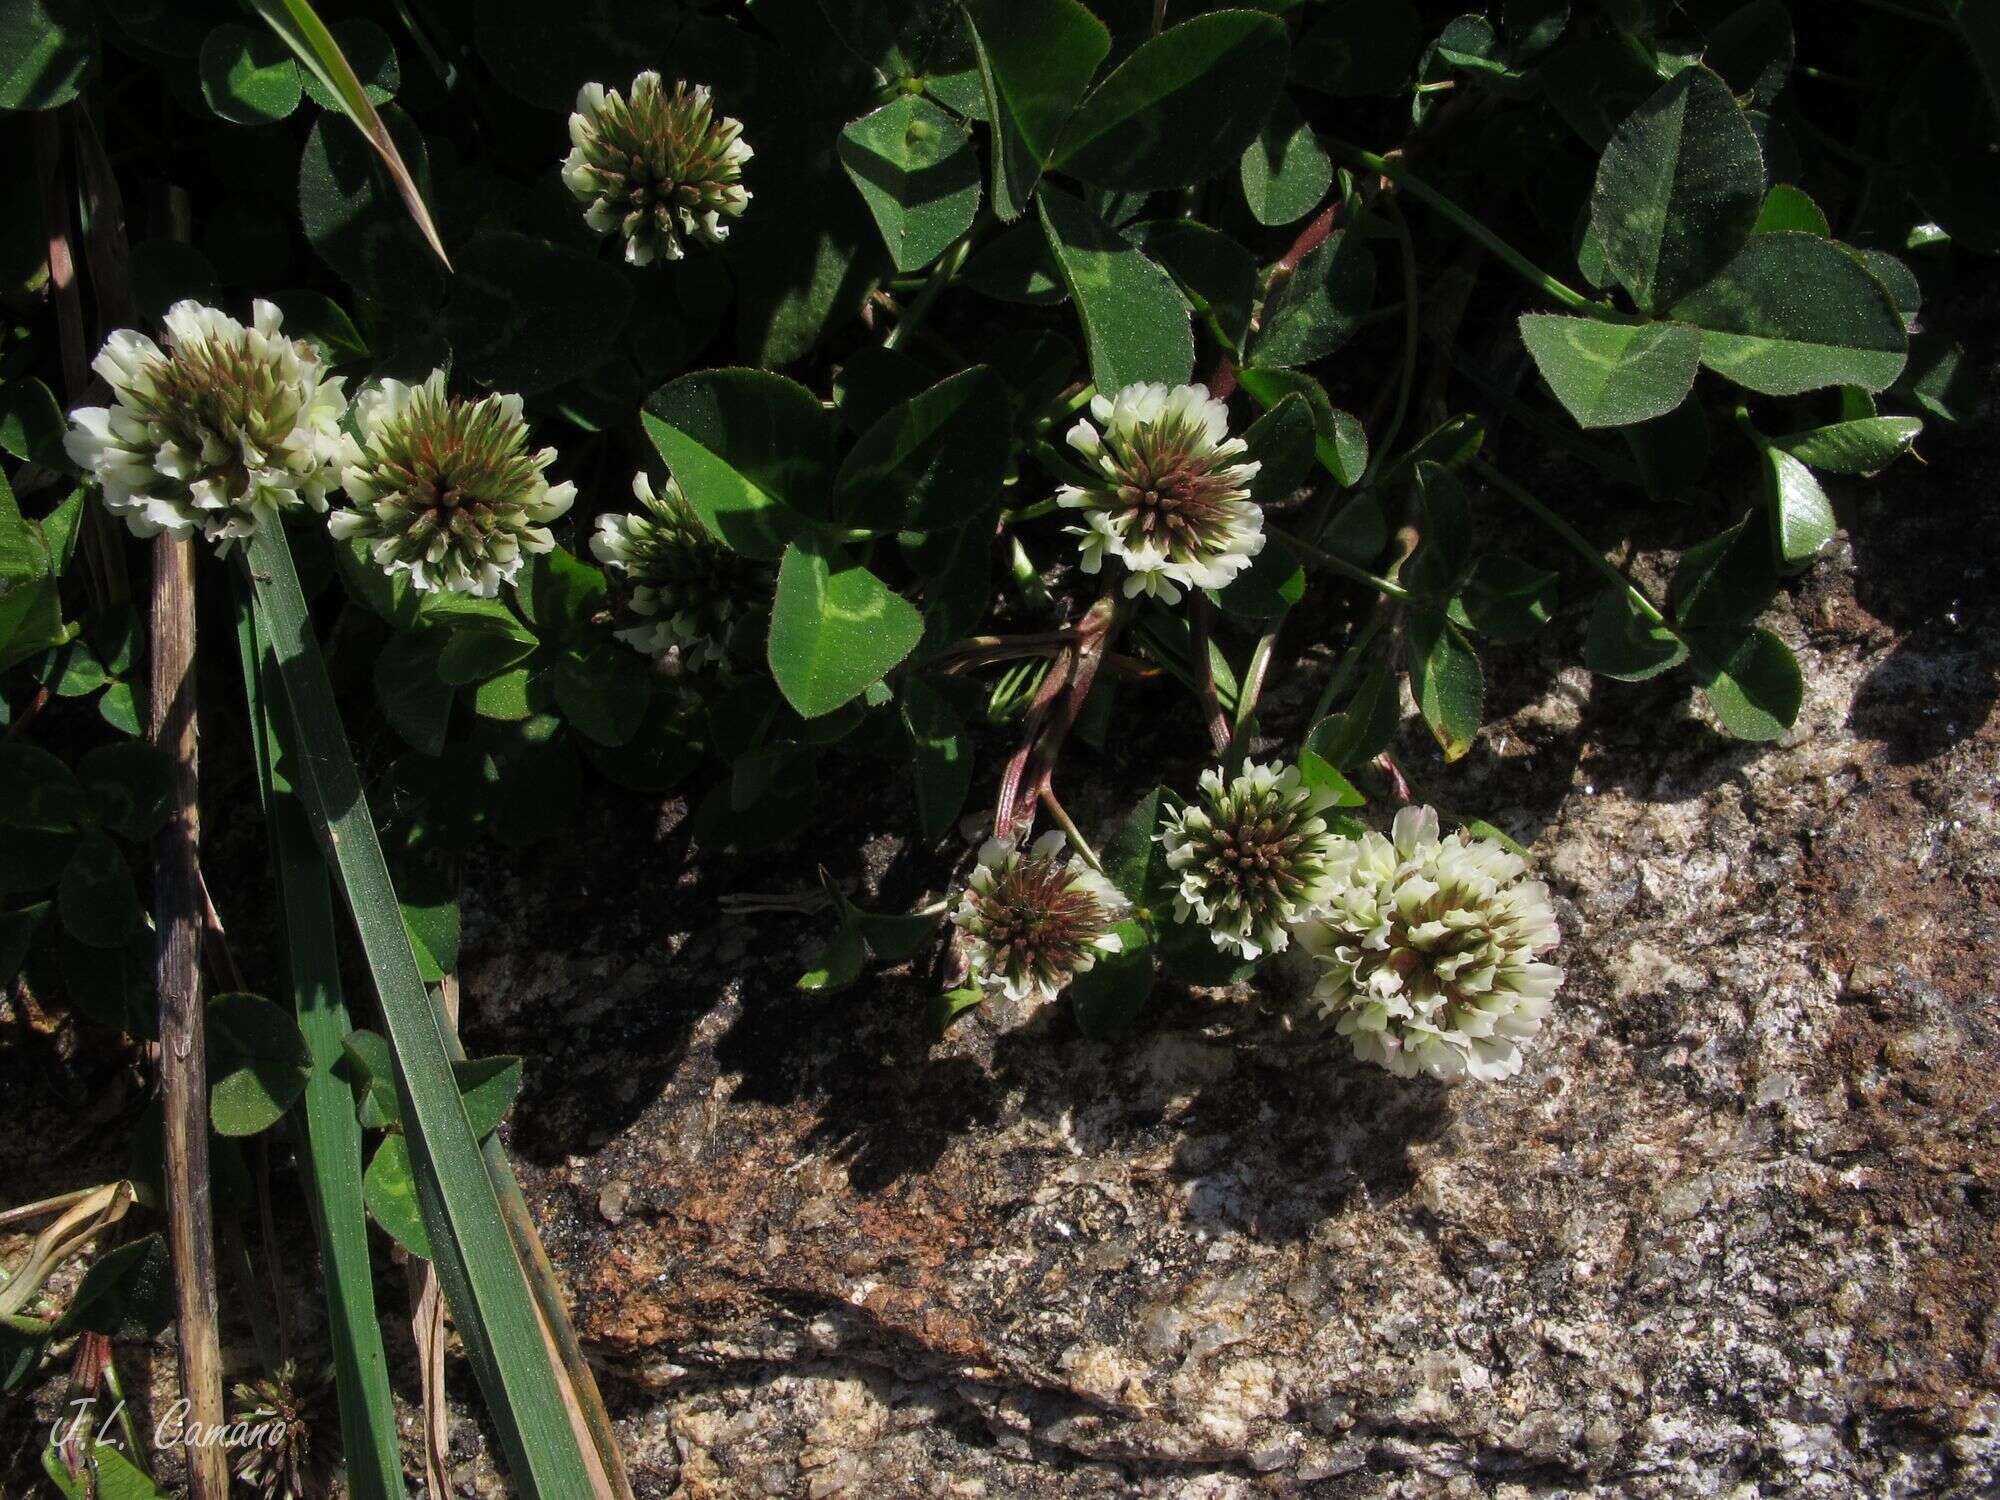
(243, 0), (451, 270)
(232, 582), (408, 1500)
(241, 526), (596, 1496)
(431, 1014), (636, 1499)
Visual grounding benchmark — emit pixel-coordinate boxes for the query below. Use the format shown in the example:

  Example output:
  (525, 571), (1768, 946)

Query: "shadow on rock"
(712, 961), (1449, 1244)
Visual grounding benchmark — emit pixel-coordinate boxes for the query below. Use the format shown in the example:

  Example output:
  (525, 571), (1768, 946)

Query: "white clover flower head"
(589, 471), (769, 672)
(1158, 760), (1342, 961)
(562, 72), (753, 266)
(1057, 382), (1264, 604)
(329, 371), (574, 598)
(951, 830), (1127, 1005)
(1300, 806), (1563, 1083)
(63, 299), (348, 548)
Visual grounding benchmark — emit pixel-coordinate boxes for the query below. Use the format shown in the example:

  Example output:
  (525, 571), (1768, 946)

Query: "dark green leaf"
(1306, 661), (1400, 768)
(1240, 96), (1332, 227)
(1134, 220), (1257, 352)
(1854, 248), (1921, 322)
(373, 629), (452, 755)
(1156, 914), (1255, 985)
(0, 377), (65, 467)
(1517, 313), (1701, 429)
(1585, 587), (1686, 681)
(1688, 624), (1800, 741)
(767, 535), (925, 718)
(445, 232), (633, 396)
(362, 1134), (431, 1258)
(642, 369), (831, 554)
(1769, 415), (1921, 476)
(436, 623), (538, 686)
(960, 0), (1109, 219)
(551, 641), (652, 747)
(838, 95), (981, 273)
(1752, 182), (1827, 236)
(1101, 787), (1168, 907)
(1434, 14), (1505, 75)
(856, 909), (940, 963)
(1589, 64), (1764, 313)
(1895, 333), (1975, 425)
(60, 929), (152, 1034)
(1759, 444), (1834, 573)
(0, 741), (89, 829)
(901, 677), (972, 840)
(0, 901), (43, 986)
(1671, 232), (1907, 396)
(1620, 397), (1712, 499)
(127, 240), (221, 325)
(799, 922), (867, 992)
(1055, 11), (1289, 192)
(298, 109), (442, 315)
(454, 1055), (522, 1139)
(77, 742), (173, 841)
(297, 17), (397, 109)
(836, 366), (1010, 532)
(1070, 920), (1154, 1039)
(930, 985), (985, 1034)
(58, 1235), (171, 1339)
(512, 546), (607, 639)
(1670, 514), (1775, 630)
(1406, 608), (1483, 761)
(1452, 555), (1559, 643)
(1296, 750), (1365, 805)
(0, 0), (95, 111)
(1249, 229), (1375, 369)
(206, 991), (312, 1136)
(269, 288), (369, 363)
(1705, 0), (1793, 106)
(198, 22), (300, 124)
(1233, 366), (1366, 484)
(341, 1028), (400, 1129)
(332, 533), (420, 629)
(58, 831), (141, 949)
(1038, 185), (1194, 393)
(1293, 0), (1421, 97)
(960, 221), (1068, 304)
(1503, 0), (1568, 60)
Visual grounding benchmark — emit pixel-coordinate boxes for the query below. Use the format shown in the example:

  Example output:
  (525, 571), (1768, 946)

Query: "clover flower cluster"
(590, 472), (769, 673)
(329, 372), (573, 598)
(1058, 382), (1265, 604)
(1159, 761), (1343, 961)
(1296, 806), (1562, 1082)
(63, 299), (349, 547)
(951, 831), (1127, 1005)
(563, 72), (753, 265)
(68, 305), (574, 600)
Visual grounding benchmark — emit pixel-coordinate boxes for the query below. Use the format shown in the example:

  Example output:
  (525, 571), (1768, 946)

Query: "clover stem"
(1269, 526), (1414, 601)
(1187, 597), (1234, 756)
(1007, 534), (1056, 613)
(1039, 785), (1103, 871)
(1368, 194), (1422, 488)
(1305, 610), (1386, 730)
(1468, 458), (1671, 627)
(1326, 139), (1598, 314)
(1225, 627), (1279, 775)
(1034, 383), (1096, 431)
(100, 1351), (147, 1472)
(1841, 0), (1950, 28)
(1002, 496), (1060, 524)
(884, 232), (975, 351)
